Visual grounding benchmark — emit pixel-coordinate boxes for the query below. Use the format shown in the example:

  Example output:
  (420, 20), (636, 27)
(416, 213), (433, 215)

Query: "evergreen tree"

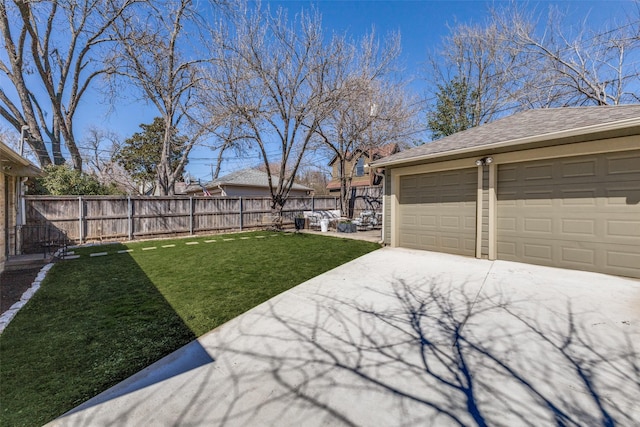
(30, 165), (121, 195)
(114, 118), (187, 194)
(427, 77), (478, 140)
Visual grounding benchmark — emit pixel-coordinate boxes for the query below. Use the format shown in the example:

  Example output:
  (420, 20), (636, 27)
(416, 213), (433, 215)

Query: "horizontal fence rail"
(22, 195), (340, 246)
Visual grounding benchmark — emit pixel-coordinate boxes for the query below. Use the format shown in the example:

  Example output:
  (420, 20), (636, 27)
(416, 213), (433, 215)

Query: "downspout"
(19, 177), (27, 226)
(15, 177), (28, 255)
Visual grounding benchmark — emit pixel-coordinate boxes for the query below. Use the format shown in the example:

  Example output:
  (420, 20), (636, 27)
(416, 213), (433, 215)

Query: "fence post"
(128, 196), (133, 240)
(78, 196), (83, 244)
(239, 197), (243, 231)
(189, 196), (194, 235)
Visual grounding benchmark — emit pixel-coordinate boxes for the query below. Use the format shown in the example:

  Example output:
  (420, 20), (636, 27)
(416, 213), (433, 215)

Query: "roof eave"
(0, 143), (42, 177)
(372, 116), (640, 168)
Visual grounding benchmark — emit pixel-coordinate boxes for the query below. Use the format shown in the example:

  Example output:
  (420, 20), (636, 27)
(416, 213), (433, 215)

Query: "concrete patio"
(49, 248), (639, 426)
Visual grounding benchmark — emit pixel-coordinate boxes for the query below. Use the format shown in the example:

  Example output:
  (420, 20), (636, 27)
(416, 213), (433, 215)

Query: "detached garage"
(375, 105), (640, 279)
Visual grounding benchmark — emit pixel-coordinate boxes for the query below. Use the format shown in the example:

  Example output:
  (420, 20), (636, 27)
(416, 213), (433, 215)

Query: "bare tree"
(313, 31), (419, 215)
(296, 166), (329, 195)
(500, 5), (640, 106)
(0, 0), (137, 169)
(81, 126), (139, 193)
(208, 6), (339, 214)
(109, 0), (220, 195)
(426, 19), (524, 133)
(426, 3), (640, 138)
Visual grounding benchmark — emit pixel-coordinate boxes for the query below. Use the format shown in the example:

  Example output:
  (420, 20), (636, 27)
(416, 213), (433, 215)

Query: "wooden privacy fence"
(350, 186), (384, 219)
(23, 195), (339, 244)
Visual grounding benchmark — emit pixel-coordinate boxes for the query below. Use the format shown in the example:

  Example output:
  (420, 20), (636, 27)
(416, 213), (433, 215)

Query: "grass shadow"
(0, 245), (203, 427)
(1, 231), (380, 426)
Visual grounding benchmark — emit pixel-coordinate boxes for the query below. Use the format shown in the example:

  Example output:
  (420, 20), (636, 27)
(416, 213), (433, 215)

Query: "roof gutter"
(372, 116), (640, 168)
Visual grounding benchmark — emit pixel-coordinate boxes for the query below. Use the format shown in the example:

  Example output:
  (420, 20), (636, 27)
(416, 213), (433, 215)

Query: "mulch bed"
(0, 268), (42, 315)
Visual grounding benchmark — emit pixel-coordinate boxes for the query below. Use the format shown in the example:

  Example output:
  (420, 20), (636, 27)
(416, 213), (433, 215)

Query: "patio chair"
(353, 211), (377, 230)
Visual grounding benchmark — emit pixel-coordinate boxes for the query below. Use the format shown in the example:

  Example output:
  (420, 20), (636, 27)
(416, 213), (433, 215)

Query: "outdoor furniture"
(17, 225), (69, 257)
(352, 211), (379, 230)
(303, 210), (341, 231)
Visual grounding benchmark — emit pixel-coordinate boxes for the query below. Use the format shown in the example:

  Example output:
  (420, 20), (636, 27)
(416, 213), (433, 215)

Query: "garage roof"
(373, 105), (640, 168)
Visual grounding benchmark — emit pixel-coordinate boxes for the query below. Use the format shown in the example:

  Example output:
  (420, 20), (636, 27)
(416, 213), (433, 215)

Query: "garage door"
(497, 150), (640, 278)
(398, 168), (476, 256)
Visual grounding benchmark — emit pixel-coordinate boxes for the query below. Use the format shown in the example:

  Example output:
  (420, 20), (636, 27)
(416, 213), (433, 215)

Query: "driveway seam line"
(456, 260), (495, 343)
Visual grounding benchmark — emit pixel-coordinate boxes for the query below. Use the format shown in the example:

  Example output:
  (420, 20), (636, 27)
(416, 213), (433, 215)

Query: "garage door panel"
(501, 238), (640, 276)
(498, 150), (640, 278)
(498, 166), (517, 182)
(524, 218), (552, 233)
(605, 185), (640, 205)
(562, 159), (597, 178)
(560, 194), (597, 206)
(402, 213), (427, 228)
(498, 241), (517, 257)
(464, 238), (476, 253)
(498, 217), (517, 232)
(607, 155), (640, 175)
(440, 215), (460, 229)
(562, 247), (595, 265)
(400, 236), (418, 247)
(418, 175), (437, 187)
(561, 218), (595, 235)
(399, 168), (476, 256)
(607, 250), (640, 271)
(607, 219), (640, 238)
(523, 164), (554, 181)
(523, 243), (552, 261)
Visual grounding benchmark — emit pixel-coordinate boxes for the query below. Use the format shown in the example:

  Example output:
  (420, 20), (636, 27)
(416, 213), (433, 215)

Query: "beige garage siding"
(398, 168), (476, 255)
(497, 150), (640, 278)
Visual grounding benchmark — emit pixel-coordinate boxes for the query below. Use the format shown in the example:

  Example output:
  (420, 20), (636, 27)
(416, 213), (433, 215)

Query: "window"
(356, 157), (365, 177)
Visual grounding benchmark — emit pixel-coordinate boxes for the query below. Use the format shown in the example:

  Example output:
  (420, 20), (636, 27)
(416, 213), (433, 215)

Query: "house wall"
(383, 172), (391, 245)
(1, 171), (6, 271)
(328, 153), (370, 189)
(1, 172), (18, 272)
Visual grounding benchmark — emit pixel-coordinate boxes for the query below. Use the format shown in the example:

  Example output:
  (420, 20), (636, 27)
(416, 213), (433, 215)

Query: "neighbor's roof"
(187, 169), (312, 193)
(328, 142), (399, 166)
(0, 141), (42, 177)
(373, 105), (640, 168)
(326, 176), (371, 190)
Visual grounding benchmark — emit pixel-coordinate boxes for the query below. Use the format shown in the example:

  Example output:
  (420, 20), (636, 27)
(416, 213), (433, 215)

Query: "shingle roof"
(374, 105), (640, 167)
(188, 168), (312, 192)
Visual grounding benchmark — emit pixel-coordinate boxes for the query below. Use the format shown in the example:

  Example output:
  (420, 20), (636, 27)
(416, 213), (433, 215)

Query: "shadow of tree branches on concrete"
(52, 274), (640, 426)
(209, 278), (639, 426)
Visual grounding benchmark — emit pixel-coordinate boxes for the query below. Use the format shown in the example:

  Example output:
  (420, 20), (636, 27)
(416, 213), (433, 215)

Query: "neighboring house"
(373, 105), (640, 279)
(326, 143), (400, 192)
(1, 141), (41, 273)
(184, 169), (313, 197)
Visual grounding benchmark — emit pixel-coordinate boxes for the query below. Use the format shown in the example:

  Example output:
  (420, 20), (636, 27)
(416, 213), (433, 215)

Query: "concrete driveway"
(49, 248), (640, 426)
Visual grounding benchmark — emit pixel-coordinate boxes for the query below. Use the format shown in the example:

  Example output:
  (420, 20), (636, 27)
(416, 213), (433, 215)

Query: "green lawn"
(0, 231), (379, 427)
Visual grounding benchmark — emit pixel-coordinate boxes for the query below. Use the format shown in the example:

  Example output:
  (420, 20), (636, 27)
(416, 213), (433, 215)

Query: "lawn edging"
(0, 262), (55, 334)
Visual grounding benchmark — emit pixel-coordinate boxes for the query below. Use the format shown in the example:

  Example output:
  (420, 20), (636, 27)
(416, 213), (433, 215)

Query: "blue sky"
(5, 0), (638, 182)
(178, 0), (637, 182)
